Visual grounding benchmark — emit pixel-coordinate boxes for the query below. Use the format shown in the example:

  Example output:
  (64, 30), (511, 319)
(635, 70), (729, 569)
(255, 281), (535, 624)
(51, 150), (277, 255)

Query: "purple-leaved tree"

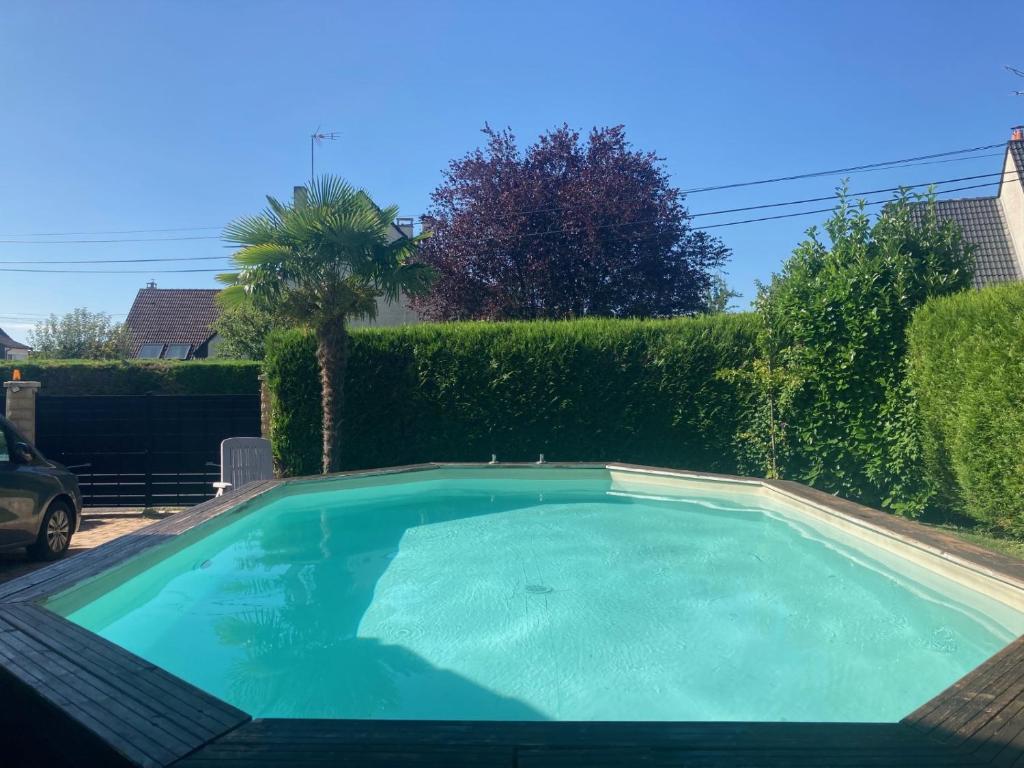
(412, 124), (730, 320)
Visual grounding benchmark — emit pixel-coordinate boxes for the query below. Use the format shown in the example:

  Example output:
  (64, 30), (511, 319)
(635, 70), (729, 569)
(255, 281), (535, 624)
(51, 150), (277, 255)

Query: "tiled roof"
(124, 287), (221, 358)
(911, 197), (1021, 287)
(0, 326), (30, 350)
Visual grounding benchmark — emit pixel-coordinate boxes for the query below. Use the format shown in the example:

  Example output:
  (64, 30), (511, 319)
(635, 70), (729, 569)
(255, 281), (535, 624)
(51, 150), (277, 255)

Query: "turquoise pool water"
(50, 468), (1024, 722)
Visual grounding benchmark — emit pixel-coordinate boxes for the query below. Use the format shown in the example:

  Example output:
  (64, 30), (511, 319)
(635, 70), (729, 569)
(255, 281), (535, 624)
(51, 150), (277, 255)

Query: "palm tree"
(219, 176), (432, 473)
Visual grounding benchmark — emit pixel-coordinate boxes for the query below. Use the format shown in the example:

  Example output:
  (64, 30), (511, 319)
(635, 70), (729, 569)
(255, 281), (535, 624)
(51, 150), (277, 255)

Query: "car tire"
(27, 500), (74, 561)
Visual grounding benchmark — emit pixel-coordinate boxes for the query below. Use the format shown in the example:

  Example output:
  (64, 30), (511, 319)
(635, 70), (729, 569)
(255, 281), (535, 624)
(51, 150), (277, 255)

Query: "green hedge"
(907, 282), (1024, 531)
(264, 315), (759, 477)
(0, 359), (260, 395)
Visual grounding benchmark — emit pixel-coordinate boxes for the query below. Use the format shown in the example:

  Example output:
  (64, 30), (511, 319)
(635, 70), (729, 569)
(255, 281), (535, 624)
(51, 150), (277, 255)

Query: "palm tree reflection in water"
(212, 493), (546, 720)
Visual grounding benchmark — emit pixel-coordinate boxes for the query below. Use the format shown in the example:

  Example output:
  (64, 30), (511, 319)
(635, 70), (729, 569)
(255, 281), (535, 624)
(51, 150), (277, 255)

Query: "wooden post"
(3, 380), (41, 444)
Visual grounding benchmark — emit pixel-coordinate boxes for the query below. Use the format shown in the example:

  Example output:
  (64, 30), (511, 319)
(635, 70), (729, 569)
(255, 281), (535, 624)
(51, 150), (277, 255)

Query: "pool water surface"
(48, 468), (1024, 722)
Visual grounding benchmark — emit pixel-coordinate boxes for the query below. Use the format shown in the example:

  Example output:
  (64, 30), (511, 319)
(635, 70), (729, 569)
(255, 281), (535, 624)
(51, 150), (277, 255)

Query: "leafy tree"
(211, 300), (282, 360)
(27, 308), (130, 359)
(412, 124), (729, 320)
(738, 189), (973, 515)
(219, 176), (432, 473)
(703, 274), (741, 314)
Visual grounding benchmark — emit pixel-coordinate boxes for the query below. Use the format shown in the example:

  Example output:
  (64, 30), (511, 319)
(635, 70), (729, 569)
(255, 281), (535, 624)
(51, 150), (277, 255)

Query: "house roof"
(124, 287), (221, 357)
(0, 326), (30, 350)
(912, 197), (1021, 287)
(906, 138), (1024, 288)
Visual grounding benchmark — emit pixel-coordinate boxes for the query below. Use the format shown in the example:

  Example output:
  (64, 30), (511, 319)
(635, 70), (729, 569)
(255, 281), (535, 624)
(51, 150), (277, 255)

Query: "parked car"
(0, 415), (82, 560)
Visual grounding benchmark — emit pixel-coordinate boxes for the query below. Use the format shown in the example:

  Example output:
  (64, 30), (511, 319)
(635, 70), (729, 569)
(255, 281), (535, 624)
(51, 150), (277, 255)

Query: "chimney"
(293, 185), (309, 208)
(394, 217), (414, 239)
(146, 280), (157, 289)
(1012, 126), (1024, 142)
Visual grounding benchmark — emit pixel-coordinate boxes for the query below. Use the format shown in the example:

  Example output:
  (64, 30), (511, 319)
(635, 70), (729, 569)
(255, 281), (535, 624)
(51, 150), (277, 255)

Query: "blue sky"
(2, 0), (1022, 338)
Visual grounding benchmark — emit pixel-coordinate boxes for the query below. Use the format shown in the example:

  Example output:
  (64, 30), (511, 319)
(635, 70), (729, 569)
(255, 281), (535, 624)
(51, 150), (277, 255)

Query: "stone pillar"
(4, 380), (41, 444)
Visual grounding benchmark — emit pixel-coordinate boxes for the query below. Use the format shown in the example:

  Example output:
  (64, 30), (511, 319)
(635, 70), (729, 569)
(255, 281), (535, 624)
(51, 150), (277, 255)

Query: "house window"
(163, 344), (191, 360)
(138, 343), (164, 359)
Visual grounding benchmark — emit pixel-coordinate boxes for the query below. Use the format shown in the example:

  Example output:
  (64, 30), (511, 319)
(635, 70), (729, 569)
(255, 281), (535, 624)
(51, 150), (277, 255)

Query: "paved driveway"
(0, 510), (176, 583)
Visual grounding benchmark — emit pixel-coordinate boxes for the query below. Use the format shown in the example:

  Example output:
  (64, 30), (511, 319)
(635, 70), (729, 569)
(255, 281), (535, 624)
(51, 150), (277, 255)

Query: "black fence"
(29, 394), (261, 508)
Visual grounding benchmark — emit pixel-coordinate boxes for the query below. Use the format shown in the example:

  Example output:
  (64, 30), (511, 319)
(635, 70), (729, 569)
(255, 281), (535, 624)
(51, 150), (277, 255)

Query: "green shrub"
(263, 330), (322, 476)
(0, 359), (260, 395)
(907, 282), (1024, 531)
(742, 194), (973, 516)
(264, 315), (759, 477)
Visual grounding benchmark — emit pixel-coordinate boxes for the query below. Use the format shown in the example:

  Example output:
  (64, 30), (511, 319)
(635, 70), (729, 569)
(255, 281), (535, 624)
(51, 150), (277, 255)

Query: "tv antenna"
(1006, 65), (1024, 96)
(310, 128), (339, 180)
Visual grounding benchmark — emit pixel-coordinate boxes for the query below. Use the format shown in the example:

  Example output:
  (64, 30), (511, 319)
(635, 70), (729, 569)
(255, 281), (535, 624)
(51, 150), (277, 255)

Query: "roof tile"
(911, 197), (1021, 287)
(124, 288), (221, 358)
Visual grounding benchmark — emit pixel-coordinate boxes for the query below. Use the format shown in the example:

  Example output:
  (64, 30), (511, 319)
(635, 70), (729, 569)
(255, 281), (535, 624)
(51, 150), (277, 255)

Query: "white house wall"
(998, 150), (1024, 277)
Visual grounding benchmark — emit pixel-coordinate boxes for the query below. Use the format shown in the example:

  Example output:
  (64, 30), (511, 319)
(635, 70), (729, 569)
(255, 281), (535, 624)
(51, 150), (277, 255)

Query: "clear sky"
(2, 0), (1022, 339)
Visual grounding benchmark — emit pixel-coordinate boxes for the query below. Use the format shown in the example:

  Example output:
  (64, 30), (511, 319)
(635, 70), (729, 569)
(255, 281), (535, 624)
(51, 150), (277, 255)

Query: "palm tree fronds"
(220, 174), (435, 472)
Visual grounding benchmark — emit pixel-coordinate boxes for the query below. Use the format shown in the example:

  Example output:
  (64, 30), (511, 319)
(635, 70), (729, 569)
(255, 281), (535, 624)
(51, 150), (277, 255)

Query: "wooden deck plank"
(0, 629), (176, 766)
(0, 614), (194, 759)
(904, 636), (1024, 733)
(173, 719), (976, 768)
(7, 606), (241, 741)
(942, 663), (1024, 747)
(991, 723), (1024, 767)
(926, 661), (1024, 742)
(968, 702), (1024, 765)
(22, 604), (243, 731)
(0, 603), (250, 766)
(185, 718), (931, 749)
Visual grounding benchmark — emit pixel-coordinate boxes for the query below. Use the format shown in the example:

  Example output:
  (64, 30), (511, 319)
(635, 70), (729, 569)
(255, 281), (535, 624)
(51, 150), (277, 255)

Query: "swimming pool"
(45, 465), (1024, 724)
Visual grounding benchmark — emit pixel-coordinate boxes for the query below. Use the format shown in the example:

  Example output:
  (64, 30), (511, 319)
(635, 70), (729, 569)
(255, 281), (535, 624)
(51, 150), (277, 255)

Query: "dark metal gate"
(31, 394), (261, 507)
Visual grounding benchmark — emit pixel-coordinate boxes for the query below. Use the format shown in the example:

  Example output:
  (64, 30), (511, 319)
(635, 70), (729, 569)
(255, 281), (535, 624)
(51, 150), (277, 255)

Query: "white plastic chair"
(213, 437), (274, 497)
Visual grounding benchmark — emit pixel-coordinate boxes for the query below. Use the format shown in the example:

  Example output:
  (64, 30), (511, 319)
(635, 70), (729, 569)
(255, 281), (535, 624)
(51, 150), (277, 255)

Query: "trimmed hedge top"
(264, 314), (759, 477)
(0, 359), (260, 395)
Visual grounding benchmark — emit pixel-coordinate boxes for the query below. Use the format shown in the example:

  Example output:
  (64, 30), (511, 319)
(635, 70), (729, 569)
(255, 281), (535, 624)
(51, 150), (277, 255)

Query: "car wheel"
(28, 501), (74, 561)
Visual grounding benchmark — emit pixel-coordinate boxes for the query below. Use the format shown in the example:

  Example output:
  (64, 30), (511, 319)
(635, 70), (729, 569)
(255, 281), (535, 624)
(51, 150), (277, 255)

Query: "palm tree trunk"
(316, 318), (349, 474)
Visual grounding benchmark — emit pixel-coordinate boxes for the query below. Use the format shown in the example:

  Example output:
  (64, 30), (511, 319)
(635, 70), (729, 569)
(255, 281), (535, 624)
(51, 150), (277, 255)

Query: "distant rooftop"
(124, 284), (221, 359)
(911, 197), (1021, 286)
(0, 326), (31, 351)
(910, 130), (1024, 288)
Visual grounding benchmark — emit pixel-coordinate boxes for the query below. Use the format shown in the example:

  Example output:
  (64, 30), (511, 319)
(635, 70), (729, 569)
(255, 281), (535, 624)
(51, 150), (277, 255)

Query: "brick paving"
(0, 509), (180, 583)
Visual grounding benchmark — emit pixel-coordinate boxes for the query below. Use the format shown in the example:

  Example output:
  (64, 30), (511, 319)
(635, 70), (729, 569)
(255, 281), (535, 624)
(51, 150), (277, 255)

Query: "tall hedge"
(747, 195), (973, 516)
(0, 359), (260, 395)
(907, 282), (1024, 531)
(264, 315), (758, 477)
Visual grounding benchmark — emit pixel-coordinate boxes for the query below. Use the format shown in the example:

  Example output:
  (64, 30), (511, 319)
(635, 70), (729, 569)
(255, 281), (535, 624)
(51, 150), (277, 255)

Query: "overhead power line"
(0, 226), (222, 237)
(0, 267), (224, 274)
(700, 178), (1017, 229)
(681, 142), (1005, 194)
(690, 170), (1016, 218)
(418, 151), (1005, 223)
(5, 177), (1011, 274)
(1, 165), (1013, 254)
(0, 141), (1007, 240)
(0, 235), (220, 245)
(0, 255), (230, 265)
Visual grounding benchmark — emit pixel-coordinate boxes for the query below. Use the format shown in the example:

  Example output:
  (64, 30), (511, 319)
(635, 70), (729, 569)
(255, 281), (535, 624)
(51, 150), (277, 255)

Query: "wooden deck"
(2, 463), (1024, 767)
(175, 719), (984, 767)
